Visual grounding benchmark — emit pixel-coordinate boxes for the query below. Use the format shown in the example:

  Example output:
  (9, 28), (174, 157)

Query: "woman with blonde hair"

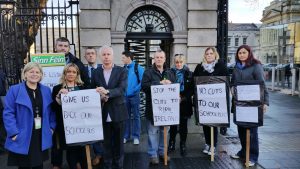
(193, 47), (228, 156)
(4, 62), (56, 169)
(168, 54), (193, 156)
(51, 63), (86, 169)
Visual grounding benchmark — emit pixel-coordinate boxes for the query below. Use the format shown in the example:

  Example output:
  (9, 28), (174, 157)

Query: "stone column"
(187, 0), (218, 70)
(80, 0), (111, 63)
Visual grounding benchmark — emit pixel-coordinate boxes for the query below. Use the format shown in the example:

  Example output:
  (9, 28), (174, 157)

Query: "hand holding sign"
(61, 89), (103, 144)
(151, 84), (180, 126)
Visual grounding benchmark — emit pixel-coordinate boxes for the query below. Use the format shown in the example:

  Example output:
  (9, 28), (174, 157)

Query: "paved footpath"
(0, 91), (299, 169)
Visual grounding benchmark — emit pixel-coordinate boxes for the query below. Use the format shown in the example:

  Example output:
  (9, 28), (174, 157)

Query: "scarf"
(236, 62), (245, 70)
(172, 67), (185, 92)
(202, 60), (217, 73)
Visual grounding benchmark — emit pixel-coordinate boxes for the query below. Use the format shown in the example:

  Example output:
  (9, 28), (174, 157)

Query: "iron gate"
(0, 0), (80, 86)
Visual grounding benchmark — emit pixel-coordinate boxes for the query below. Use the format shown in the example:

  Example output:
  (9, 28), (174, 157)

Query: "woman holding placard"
(168, 54), (193, 156)
(193, 47), (228, 156)
(51, 63), (87, 169)
(3, 62), (56, 169)
(230, 45), (269, 167)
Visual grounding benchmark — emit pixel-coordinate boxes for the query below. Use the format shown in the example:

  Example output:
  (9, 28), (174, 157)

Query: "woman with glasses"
(193, 47), (228, 156)
(168, 54), (193, 156)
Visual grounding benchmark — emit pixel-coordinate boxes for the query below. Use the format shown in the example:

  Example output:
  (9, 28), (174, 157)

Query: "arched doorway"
(124, 5), (174, 68)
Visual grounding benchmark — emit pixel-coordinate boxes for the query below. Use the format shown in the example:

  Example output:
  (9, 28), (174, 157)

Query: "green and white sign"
(31, 53), (65, 66)
(31, 53), (66, 89)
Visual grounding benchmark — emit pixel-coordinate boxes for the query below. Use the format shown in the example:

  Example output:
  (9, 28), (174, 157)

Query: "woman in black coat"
(193, 47), (228, 156)
(168, 54), (194, 156)
(51, 63), (87, 169)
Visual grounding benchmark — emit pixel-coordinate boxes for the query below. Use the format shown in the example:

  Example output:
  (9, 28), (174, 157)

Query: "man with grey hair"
(141, 49), (175, 165)
(91, 45), (128, 169)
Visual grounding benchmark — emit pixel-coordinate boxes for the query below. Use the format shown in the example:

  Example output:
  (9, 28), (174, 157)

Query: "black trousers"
(169, 117), (188, 144)
(203, 125), (218, 147)
(103, 121), (125, 169)
(19, 165), (43, 169)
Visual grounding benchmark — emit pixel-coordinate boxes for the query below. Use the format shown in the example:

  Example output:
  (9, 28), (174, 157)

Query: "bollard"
(281, 70), (285, 88)
(299, 68), (300, 98)
(276, 69), (280, 86)
(292, 69), (296, 96)
(272, 67), (275, 91)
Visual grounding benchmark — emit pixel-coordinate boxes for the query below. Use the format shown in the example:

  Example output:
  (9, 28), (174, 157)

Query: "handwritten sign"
(196, 83), (229, 125)
(151, 84), (180, 126)
(61, 89), (103, 144)
(237, 85), (260, 101)
(31, 53), (65, 89)
(236, 106), (258, 123)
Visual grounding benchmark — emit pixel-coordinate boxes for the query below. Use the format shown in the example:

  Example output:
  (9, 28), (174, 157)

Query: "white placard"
(61, 89), (103, 144)
(236, 106), (258, 123)
(237, 85), (260, 101)
(197, 83), (229, 124)
(41, 66), (64, 89)
(151, 83), (180, 126)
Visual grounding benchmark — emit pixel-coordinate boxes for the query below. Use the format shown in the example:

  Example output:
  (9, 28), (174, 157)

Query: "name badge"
(34, 117), (42, 129)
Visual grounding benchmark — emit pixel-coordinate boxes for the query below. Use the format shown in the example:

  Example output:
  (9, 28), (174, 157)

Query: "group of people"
(1, 36), (269, 169)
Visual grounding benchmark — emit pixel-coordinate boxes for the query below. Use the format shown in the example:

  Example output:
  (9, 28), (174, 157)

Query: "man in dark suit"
(91, 45), (128, 169)
(84, 47), (103, 166)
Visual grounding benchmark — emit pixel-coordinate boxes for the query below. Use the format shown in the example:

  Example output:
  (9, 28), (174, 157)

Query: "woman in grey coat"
(230, 45), (269, 167)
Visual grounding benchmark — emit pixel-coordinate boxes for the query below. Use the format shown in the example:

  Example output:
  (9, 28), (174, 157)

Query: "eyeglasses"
(175, 53), (183, 56)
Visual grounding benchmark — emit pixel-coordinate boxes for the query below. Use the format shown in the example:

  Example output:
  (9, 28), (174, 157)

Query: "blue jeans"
(237, 126), (259, 162)
(92, 141), (103, 156)
(124, 94), (141, 140)
(147, 120), (169, 158)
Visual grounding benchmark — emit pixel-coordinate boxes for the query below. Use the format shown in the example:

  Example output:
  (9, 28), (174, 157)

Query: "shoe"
(133, 139), (140, 145)
(202, 144), (210, 154)
(230, 153), (241, 159)
(123, 138), (127, 144)
(92, 155), (101, 166)
(149, 157), (159, 165)
(180, 143), (187, 156)
(245, 161), (256, 167)
(207, 147), (216, 156)
(159, 155), (170, 162)
(168, 141), (175, 152)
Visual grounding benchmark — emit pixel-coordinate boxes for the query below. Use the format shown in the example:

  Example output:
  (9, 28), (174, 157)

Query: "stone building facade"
(260, 0), (300, 64)
(227, 23), (260, 64)
(79, 0), (220, 70)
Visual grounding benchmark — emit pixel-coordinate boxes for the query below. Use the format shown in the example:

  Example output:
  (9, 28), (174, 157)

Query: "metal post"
(298, 68), (300, 98)
(292, 68), (296, 95)
(272, 67), (275, 90)
(276, 69), (280, 86)
(281, 70), (285, 88)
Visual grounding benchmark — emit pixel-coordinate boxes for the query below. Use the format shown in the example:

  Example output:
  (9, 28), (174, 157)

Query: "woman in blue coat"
(3, 62), (56, 169)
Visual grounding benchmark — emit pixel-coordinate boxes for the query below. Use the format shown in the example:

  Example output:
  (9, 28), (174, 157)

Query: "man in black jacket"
(55, 37), (89, 86)
(141, 49), (175, 165)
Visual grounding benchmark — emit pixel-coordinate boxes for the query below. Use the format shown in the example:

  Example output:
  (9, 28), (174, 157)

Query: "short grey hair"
(22, 62), (43, 82)
(99, 45), (113, 56)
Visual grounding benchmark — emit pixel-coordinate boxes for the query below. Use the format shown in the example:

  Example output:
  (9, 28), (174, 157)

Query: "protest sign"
(61, 89), (103, 144)
(196, 83), (229, 125)
(194, 76), (230, 127)
(232, 80), (265, 127)
(31, 53), (65, 89)
(151, 83), (180, 126)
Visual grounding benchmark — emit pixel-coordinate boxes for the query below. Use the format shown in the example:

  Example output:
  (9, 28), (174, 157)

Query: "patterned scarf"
(173, 67), (185, 92)
(202, 60), (217, 73)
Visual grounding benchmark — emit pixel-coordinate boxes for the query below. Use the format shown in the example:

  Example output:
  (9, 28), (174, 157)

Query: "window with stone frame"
(235, 38), (239, 46)
(243, 37), (247, 45)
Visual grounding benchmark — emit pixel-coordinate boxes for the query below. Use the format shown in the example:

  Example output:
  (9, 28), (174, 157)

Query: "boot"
(180, 142), (186, 156)
(168, 140), (175, 152)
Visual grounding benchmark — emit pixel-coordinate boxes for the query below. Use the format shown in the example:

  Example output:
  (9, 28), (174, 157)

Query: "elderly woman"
(168, 54), (193, 156)
(193, 47), (228, 156)
(3, 62), (56, 169)
(51, 63), (87, 169)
